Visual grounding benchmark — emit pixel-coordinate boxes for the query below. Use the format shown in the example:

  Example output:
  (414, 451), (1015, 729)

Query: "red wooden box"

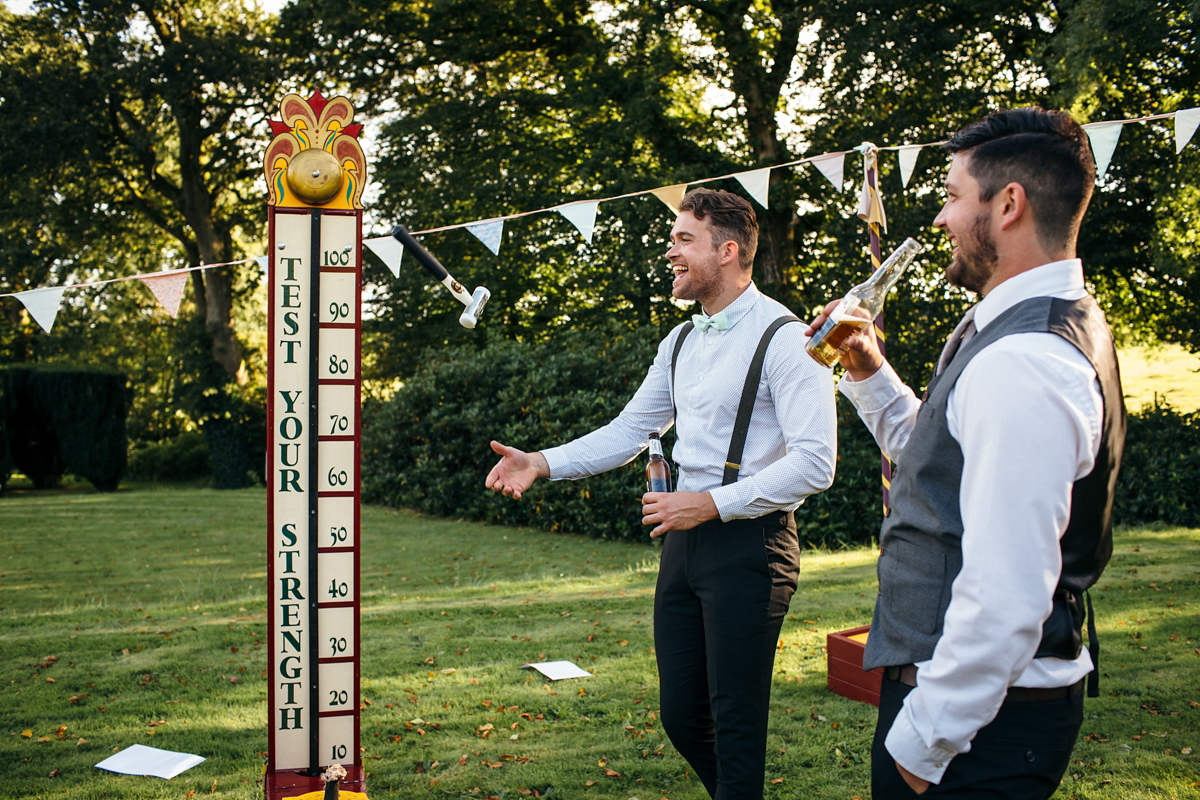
(826, 624), (882, 706)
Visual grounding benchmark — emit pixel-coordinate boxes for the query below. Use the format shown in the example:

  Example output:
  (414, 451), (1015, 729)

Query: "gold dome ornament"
(286, 148), (344, 204)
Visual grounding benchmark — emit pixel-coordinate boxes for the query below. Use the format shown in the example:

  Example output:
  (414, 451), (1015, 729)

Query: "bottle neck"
(850, 238), (922, 316)
(648, 437), (664, 459)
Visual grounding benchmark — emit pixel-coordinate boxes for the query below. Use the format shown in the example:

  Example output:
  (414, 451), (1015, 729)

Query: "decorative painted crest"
(265, 90), (367, 209)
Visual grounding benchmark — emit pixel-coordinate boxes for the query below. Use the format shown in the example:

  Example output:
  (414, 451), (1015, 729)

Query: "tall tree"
(0, 0), (284, 380)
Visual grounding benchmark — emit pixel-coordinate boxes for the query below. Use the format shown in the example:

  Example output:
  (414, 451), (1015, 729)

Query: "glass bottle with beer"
(645, 432), (672, 493)
(805, 237), (923, 368)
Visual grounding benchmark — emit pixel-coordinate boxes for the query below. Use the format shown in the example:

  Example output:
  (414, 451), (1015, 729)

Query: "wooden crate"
(826, 625), (882, 706)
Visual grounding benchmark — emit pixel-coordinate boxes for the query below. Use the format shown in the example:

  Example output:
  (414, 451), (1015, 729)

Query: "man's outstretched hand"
(485, 440), (549, 500)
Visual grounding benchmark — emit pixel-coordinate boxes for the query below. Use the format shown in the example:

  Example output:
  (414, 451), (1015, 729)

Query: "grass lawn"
(1119, 343), (1200, 412)
(1, 486), (1198, 799)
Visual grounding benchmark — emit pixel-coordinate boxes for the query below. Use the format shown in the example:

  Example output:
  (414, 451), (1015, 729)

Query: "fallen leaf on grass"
(603, 768), (621, 777)
(20, 730), (32, 738)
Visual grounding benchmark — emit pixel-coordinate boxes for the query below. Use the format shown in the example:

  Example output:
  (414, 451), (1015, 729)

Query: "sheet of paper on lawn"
(521, 660), (592, 680)
(95, 744), (205, 779)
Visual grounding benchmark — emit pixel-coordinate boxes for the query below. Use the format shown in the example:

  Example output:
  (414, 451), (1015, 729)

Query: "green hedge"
(1112, 402), (1200, 527)
(361, 324), (887, 546)
(0, 365), (130, 493)
(362, 327), (1200, 544)
(126, 431), (211, 482)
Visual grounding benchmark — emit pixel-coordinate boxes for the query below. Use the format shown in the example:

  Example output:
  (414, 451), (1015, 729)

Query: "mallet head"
(459, 286), (490, 329)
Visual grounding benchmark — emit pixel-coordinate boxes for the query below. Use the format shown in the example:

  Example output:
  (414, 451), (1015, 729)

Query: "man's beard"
(946, 212), (998, 295)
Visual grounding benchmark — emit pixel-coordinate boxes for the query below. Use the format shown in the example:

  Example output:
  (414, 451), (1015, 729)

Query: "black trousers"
(871, 673), (1085, 799)
(653, 511), (799, 800)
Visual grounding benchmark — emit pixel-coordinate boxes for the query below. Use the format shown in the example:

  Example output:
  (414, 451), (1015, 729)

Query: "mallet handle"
(392, 224), (449, 282)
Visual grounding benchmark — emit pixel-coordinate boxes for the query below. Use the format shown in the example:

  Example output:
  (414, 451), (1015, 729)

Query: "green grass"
(1119, 343), (1200, 412)
(1, 487), (1198, 799)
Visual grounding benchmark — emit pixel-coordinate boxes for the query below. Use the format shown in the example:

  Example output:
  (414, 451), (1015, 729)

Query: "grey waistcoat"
(862, 294), (1126, 671)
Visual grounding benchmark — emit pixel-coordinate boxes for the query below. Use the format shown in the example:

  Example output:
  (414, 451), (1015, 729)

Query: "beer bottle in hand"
(806, 237), (923, 368)
(645, 432), (672, 493)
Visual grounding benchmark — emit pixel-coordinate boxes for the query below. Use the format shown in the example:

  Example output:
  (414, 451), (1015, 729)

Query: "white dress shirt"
(838, 259), (1105, 783)
(542, 282), (837, 521)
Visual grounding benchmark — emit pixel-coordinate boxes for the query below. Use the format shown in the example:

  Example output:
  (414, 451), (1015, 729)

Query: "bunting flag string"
(2, 107), (1196, 332)
(0, 260), (258, 333)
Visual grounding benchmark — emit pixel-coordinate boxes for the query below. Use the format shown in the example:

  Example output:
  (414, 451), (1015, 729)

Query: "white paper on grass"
(94, 743), (205, 780)
(520, 660), (592, 680)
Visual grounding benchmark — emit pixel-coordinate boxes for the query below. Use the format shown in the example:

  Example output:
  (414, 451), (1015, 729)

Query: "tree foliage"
(276, 0), (1198, 384)
(0, 0), (285, 444)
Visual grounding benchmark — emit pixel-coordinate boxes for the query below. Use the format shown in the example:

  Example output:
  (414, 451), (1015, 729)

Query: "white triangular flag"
(467, 218), (505, 255)
(140, 271), (189, 318)
(650, 184), (688, 215)
(897, 145), (923, 188)
(254, 255), (268, 270)
(734, 167), (772, 209)
(364, 235), (404, 277)
(15, 286), (67, 333)
(810, 152), (847, 191)
(1175, 107), (1200, 154)
(1084, 121), (1124, 180)
(557, 200), (600, 243)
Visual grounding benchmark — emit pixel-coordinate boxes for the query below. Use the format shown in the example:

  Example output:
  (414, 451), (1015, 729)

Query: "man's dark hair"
(944, 107), (1095, 253)
(679, 188), (759, 270)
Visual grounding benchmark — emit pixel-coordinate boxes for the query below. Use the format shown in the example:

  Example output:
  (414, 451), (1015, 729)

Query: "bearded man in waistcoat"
(808, 107), (1125, 798)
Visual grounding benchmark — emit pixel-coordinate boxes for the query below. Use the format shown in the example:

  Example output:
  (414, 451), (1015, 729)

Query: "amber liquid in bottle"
(806, 237), (923, 368)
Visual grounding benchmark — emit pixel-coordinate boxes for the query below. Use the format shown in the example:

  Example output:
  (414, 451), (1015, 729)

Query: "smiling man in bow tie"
(486, 187), (836, 799)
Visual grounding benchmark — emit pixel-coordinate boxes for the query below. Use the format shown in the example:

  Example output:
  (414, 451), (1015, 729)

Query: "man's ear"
(997, 182), (1028, 231)
(719, 239), (739, 267)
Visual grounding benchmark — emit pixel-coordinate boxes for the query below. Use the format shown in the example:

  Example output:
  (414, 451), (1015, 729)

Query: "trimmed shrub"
(202, 391), (267, 490)
(1113, 401), (1200, 527)
(126, 431), (210, 482)
(0, 365), (130, 492)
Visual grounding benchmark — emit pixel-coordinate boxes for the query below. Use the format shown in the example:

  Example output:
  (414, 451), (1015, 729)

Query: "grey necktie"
(936, 306), (978, 375)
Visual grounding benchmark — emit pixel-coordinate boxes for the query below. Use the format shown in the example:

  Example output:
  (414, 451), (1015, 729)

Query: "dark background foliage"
(0, 365), (130, 493)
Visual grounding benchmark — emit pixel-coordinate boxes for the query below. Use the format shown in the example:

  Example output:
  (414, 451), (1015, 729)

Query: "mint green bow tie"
(692, 311), (729, 332)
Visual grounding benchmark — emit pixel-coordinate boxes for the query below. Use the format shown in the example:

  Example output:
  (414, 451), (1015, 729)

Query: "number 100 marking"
(323, 248), (353, 267)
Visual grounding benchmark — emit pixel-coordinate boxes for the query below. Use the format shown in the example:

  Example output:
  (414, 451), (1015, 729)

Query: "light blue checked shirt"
(542, 283), (837, 521)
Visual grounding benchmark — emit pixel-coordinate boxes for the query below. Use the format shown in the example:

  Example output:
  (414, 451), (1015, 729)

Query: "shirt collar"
(974, 259), (1085, 331)
(701, 281), (759, 332)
